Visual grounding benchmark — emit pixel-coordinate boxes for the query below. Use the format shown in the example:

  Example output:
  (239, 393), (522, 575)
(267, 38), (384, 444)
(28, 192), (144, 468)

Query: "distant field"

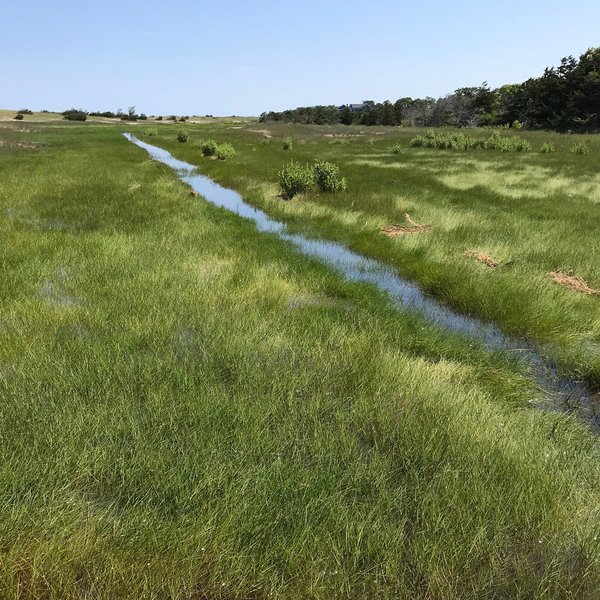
(1, 121), (600, 598)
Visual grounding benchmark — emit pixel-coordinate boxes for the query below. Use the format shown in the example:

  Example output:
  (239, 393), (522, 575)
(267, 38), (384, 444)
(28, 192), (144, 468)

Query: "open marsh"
(1, 120), (600, 598)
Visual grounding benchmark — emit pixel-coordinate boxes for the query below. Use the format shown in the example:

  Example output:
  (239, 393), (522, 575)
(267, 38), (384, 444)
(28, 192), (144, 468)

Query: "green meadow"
(1, 117), (600, 598)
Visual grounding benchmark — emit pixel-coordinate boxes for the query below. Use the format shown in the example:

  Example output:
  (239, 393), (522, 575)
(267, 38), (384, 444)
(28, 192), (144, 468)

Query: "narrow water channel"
(124, 133), (599, 430)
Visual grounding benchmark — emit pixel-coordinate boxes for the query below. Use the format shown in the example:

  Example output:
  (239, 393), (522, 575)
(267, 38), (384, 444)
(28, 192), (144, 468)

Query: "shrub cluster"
(200, 139), (218, 156)
(279, 159), (347, 199)
(540, 142), (555, 153)
(199, 139), (235, 160)
(62, 109), (87, 122)
(313, 160), (347, 192)
(282, 137), (293, 150)
(409, 131), (531, 152)
(177, 131), (188, 143)
(279, 161), (315, 199)
(216, 142), (235, 160)
(570, 142), (589, 155)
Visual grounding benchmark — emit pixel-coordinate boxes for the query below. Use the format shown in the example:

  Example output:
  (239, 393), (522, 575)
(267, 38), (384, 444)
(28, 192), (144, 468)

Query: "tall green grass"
(1, 123), (600, 598)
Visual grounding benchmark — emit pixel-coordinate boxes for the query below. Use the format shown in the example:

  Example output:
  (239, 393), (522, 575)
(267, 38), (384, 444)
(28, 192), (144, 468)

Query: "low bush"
(409, 131), (530, 152)
(17, 109), (33, 115)
(313, 160), (347, 192)
(512, 120), (523, 130)
(391, 143), (402, 154)
(13, 114), (24, 120)
(282, 137), (293, 150)
(494, 136), (531, 152)
(279, 160), (315, 199)
(62, 109), (87, 121)
(200, 139), (218, 157)
(540, 142), (555, 153)
(570, 142), (589, 155)
(177, 131), (188, 143)
(156, 116), (163, 121)
(216, 142), (235, 160)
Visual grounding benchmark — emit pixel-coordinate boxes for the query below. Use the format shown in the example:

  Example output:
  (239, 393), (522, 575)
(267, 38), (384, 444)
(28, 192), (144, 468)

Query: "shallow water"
(124, 133), (599, 429)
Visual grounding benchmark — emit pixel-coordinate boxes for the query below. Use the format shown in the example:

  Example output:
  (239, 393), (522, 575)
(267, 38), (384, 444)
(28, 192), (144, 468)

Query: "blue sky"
(3, 0), (598, 116)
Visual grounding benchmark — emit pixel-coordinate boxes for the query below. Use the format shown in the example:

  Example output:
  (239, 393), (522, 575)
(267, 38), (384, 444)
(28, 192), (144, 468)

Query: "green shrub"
(144, 127), (158, 137)
(13, 114), (23, 120)
(278, 160), (315, 199)
(570, 142), (589, 155)
(495, 136), (531, 152)
(511, 120), (523, 130)
(216, 142), (235, 160)
(200, 139), (218, 157)
(156, 116), (163, 121)
(313, 160), (347, 193)
(391, 143), (402, 154)
(282, 137), (293, 150)
(177, 131), (188, 143)
(62, 109), (87, 122)
(409, 131), (530, 152)
(540, 142), (555, 153)
(410, 135), (426, 147)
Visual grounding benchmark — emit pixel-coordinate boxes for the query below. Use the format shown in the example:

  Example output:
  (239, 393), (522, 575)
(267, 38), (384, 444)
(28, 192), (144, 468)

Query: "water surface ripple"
(124, 133), (599, 430)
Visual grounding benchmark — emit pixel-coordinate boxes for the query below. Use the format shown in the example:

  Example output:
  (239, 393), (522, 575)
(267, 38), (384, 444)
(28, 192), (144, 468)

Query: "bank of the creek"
(124, 133), (600, 430)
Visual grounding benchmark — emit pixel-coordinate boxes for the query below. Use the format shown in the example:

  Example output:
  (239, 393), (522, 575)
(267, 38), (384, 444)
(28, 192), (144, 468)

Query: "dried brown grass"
(381, 214), (432, 237)
(548, 272), (599, 296)
(464, 249), (499, 268)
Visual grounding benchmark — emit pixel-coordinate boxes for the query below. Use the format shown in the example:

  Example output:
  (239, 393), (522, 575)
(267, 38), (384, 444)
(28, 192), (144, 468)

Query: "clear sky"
(3, 0), (598, 116)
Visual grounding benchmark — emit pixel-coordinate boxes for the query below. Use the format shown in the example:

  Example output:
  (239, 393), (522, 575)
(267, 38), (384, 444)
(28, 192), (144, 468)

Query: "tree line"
(260, 48), (600, 131)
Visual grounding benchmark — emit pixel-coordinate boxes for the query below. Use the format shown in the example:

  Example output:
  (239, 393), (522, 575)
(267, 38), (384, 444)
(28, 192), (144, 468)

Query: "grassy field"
(1, 120), (600, 598)
(137, 121), (600, 387)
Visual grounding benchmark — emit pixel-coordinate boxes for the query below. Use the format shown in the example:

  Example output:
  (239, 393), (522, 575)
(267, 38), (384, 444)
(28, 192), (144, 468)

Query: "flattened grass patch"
(381, 213), (432, 236)
(549, 272), (599, 296)
(464, 249), (500, 268)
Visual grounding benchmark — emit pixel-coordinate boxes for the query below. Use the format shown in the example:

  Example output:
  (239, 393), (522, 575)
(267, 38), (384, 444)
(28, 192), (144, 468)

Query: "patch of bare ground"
(381, 214), (432, 236)
(549, 272), (600, 296)
(0, 140), (42, 149)
(464, 249), (500, 268)
(248, 129), (272, 138)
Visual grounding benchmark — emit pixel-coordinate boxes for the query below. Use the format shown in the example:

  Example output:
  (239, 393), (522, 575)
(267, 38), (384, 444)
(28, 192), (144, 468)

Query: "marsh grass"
(142, 123), (600, 386)
(1, 124), (600, 598)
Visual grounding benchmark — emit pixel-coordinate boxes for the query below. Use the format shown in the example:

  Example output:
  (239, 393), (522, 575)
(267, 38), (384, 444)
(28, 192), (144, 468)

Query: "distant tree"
(258, 47), (600, 132)
(340, 106), (354, 125)
(380, 101), (397, 126)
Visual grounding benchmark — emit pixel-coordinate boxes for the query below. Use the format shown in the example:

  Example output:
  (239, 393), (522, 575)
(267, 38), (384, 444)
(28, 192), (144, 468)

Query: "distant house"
(337, 103), (367, 113)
